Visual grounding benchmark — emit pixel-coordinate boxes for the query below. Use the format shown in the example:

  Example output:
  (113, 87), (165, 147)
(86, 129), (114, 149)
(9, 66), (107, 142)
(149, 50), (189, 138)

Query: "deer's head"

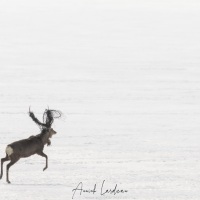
(48, 128), (57, 138)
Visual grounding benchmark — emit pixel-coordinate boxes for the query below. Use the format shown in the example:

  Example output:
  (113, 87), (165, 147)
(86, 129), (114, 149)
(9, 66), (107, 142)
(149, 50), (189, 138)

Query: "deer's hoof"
(7, 180), (11, 184)
(43, 167), (47, 171)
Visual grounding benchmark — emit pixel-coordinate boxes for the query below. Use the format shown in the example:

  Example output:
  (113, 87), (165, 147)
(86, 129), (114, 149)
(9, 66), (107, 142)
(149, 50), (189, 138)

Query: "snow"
(0, 0), (200, 199)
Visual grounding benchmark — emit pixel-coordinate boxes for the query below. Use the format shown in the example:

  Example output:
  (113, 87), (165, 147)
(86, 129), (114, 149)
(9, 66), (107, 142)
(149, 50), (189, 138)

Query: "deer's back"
(8, 137), (43, 158)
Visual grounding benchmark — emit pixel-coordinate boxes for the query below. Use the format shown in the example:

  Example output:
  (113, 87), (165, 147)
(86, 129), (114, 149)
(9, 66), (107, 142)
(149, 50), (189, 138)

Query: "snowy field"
(0, 0), (200, 199)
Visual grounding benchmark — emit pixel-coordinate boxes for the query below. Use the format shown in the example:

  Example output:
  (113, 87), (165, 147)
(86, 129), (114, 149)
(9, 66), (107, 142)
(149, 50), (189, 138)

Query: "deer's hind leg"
(0, 154), (10, 180)
(6, 156), (20, 184)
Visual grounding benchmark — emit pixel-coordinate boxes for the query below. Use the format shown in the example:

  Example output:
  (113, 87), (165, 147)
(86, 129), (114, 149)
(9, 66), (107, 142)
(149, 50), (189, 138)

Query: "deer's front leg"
(47, 139), (51, 146)
(37, 152), (48, 171)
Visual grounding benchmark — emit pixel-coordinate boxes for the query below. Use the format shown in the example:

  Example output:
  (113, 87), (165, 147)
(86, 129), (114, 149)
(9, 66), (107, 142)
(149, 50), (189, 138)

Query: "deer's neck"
(39, 131), (50, 145)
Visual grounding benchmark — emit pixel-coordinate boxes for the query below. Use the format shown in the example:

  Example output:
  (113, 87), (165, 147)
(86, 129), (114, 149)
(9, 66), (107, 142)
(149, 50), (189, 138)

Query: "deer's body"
(0, 128), (56, 183)
(7, 137), (43, 158)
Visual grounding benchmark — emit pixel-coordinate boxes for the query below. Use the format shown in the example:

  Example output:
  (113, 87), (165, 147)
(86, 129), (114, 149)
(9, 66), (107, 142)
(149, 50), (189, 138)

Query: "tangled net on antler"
(29, 107), (62, 130)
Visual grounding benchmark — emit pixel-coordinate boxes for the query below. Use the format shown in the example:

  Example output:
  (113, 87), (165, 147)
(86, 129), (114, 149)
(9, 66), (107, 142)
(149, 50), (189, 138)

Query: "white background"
(0, 0), (200, 199)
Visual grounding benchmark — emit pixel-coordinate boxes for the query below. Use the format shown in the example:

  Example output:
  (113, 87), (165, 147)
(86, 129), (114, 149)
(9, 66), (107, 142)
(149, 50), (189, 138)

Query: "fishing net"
(29, 108), (62, 130)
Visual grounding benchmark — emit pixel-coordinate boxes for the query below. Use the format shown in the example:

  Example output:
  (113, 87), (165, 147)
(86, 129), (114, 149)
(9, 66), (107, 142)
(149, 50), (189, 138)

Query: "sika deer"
(0, 107), (61, 183)
(0, 128), (57, 183)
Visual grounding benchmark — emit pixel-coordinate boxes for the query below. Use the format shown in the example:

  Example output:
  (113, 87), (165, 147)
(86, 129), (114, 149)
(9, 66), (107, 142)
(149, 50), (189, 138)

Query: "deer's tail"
(6, 146), (13, 157)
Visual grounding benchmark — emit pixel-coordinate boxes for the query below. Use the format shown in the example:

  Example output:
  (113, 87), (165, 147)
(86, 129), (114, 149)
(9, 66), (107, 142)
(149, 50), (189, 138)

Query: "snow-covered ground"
(0, 0), (200, 199)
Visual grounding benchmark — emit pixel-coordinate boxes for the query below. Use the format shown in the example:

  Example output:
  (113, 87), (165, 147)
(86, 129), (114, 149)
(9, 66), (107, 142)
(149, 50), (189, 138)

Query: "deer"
(0, 108), (62, 184)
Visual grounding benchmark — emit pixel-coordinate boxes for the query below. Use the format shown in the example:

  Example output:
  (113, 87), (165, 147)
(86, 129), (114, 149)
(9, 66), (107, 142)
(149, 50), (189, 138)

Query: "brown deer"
(0, 108), (61, 183)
